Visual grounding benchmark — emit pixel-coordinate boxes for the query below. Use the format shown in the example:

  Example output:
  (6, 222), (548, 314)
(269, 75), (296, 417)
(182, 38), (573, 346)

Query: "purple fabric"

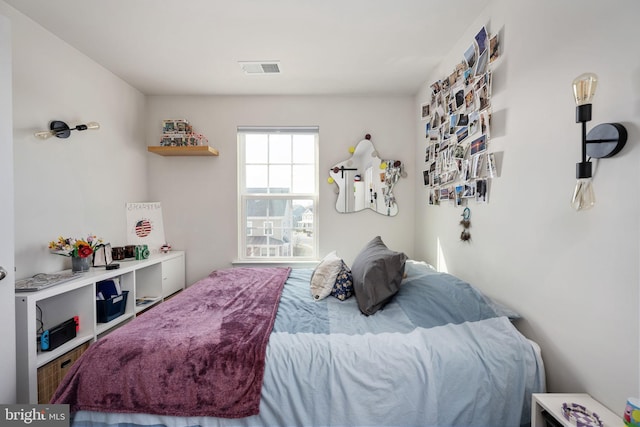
(51, 267), (291, 418)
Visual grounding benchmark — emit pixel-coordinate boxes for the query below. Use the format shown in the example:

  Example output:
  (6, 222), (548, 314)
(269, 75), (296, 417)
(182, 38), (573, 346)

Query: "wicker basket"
(37, 342), (90, 403)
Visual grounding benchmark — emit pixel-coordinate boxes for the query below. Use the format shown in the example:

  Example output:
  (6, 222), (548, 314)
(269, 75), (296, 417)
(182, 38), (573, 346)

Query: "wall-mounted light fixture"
(571, 73), (627, 211)
(34, 120), (100, 139)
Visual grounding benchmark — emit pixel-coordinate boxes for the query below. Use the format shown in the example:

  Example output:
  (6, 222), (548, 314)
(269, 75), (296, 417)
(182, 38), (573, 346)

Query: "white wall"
(414, 0), (640, 414)
(0, 1), (148, 279)
(146, 95), (416, 284)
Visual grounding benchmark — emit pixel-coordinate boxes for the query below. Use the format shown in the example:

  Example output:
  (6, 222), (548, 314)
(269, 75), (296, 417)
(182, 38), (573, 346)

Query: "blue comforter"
(72, 261), (545, 427)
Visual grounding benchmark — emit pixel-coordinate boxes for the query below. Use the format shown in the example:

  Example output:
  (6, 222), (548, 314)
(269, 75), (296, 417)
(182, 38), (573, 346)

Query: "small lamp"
(571, 73), (627, 211)
(34, 120), (100, 139)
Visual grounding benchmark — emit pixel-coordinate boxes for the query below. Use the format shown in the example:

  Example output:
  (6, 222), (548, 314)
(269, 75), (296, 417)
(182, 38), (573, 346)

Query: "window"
(238, 126), (318, 260)
(263, 221), (273, 236)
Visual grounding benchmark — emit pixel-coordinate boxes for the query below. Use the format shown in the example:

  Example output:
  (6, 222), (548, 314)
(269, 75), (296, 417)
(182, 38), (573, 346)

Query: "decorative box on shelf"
(162, 119), (192, 134)
(160, 118), (207, 147)
(148, 118), (218, 156)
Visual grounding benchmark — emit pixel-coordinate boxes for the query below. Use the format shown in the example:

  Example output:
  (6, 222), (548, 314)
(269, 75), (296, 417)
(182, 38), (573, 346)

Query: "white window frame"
(237, 126), (319, 261)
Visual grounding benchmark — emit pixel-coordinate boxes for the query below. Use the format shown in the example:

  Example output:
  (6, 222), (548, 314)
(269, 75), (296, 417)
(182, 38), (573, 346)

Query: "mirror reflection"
(329, 135), (404, 216)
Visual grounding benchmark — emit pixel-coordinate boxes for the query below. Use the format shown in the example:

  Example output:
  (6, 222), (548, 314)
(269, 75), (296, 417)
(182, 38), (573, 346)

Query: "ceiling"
(5, 0), (491, 96)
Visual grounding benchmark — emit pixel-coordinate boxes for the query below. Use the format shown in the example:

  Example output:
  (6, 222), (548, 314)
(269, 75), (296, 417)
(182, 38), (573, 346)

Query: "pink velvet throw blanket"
(51, 267), (291, 418)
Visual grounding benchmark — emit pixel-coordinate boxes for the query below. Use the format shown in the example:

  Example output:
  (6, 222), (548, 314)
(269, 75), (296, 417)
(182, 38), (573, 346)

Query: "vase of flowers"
(71, 256), (92, 273)
(48, 235), (104, 273)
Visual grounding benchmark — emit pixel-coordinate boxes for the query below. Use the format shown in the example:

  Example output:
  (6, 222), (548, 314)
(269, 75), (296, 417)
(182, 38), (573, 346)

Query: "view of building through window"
(238, 127), (318, 260)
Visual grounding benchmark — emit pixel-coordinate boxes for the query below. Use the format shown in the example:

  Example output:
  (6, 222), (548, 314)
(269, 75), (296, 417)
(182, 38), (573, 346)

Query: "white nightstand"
(532, 393), (622, 427)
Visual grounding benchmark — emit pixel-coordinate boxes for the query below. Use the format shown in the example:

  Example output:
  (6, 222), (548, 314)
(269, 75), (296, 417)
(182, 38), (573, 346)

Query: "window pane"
(292, 134), (315, 163)
(292, 165), (315, 193)
(269, 165), (291, 192)
(244, 199), (292, 258)
(263, 221), (273, 236)
(245, 134), (268, 163)
(243, 198), (314, 258)
(246, 165), (268, 189)
(269, 134), (291, 163)
(292, 199), (314, 257)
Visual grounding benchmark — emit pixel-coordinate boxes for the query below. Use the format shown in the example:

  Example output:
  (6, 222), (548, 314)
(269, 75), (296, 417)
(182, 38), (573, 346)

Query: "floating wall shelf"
(147, 146), (219, 156)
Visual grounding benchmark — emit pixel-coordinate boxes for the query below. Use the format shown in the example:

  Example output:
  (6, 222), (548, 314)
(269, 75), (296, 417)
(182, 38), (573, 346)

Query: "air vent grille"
(260, 63), (280, 73)
(239, 61), (281, 74)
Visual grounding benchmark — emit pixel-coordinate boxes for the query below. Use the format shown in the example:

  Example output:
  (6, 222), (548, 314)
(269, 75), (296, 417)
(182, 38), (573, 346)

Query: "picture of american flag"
(135, 219), (152, 237)
(127, 203), (165, 254)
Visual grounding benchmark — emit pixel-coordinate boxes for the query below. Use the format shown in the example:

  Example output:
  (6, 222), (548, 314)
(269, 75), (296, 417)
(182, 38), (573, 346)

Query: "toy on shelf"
(160, 119), (208, 147)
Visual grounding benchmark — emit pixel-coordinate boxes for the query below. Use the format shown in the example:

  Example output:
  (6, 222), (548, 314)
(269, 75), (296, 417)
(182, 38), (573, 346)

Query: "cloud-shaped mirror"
(329, 135), (405, 216)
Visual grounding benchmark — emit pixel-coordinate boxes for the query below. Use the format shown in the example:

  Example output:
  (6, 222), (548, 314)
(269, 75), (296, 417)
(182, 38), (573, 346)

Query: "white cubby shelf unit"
(15, 251), (185, 403)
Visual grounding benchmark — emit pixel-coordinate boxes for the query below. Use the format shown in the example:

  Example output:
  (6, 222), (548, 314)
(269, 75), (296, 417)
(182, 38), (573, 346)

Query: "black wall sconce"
(34, 120), (100, 139)
(571, 73), (627, 211)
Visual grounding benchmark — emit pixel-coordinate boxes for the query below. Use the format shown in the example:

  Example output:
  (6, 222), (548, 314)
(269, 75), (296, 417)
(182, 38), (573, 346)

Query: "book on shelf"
(135, 296), (157, 306)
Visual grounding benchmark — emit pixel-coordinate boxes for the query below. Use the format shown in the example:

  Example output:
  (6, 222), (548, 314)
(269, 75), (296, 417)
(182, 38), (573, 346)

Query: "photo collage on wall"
(421, 26), (500, 207)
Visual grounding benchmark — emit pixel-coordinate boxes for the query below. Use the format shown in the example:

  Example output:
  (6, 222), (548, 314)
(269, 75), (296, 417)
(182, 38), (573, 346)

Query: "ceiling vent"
(239, 61), (281, 75)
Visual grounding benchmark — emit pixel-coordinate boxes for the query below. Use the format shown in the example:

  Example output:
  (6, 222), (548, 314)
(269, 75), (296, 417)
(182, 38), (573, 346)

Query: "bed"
(52, 254), (545, 427)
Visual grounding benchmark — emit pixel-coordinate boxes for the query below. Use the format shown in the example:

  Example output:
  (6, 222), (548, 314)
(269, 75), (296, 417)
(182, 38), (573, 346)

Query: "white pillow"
(310, 251), (343, 301)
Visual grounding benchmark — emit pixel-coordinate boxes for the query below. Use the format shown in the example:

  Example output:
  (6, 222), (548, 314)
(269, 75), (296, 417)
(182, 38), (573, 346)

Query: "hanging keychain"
(460, 207), (471, 242)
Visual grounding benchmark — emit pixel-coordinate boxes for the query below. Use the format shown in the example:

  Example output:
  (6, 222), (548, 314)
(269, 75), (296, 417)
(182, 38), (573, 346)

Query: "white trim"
(237, 126), (318, 134)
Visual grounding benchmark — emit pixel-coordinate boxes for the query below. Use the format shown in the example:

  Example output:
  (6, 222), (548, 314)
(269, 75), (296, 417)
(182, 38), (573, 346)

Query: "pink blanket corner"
(51, 266), (291, 418)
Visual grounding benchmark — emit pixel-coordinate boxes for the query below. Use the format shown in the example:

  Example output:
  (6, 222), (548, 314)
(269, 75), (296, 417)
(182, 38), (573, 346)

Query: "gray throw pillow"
(351, 236), (407, 315)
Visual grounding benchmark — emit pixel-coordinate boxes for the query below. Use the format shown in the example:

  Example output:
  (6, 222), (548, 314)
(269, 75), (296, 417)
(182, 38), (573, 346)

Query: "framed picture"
(126, 202), (166, 254)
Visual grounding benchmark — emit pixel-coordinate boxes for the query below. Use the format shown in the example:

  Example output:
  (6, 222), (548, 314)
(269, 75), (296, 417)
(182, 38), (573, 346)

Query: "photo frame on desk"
(93, 243), (112, 267)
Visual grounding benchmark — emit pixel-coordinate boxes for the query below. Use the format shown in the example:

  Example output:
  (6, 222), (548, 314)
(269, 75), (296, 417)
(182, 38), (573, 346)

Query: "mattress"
(68, 260), (545, 427)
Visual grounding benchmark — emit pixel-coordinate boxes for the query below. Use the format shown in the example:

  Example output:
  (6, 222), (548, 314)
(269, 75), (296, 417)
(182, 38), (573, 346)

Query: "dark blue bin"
(96, 290), (128, 323)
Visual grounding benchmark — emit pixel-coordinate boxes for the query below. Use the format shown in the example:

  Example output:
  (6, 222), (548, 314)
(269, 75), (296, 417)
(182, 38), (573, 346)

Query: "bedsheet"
(70, 261), (545, 427)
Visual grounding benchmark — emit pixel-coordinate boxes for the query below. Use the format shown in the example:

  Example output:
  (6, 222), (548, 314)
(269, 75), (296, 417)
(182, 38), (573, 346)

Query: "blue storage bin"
(96, 291), (128, 323)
